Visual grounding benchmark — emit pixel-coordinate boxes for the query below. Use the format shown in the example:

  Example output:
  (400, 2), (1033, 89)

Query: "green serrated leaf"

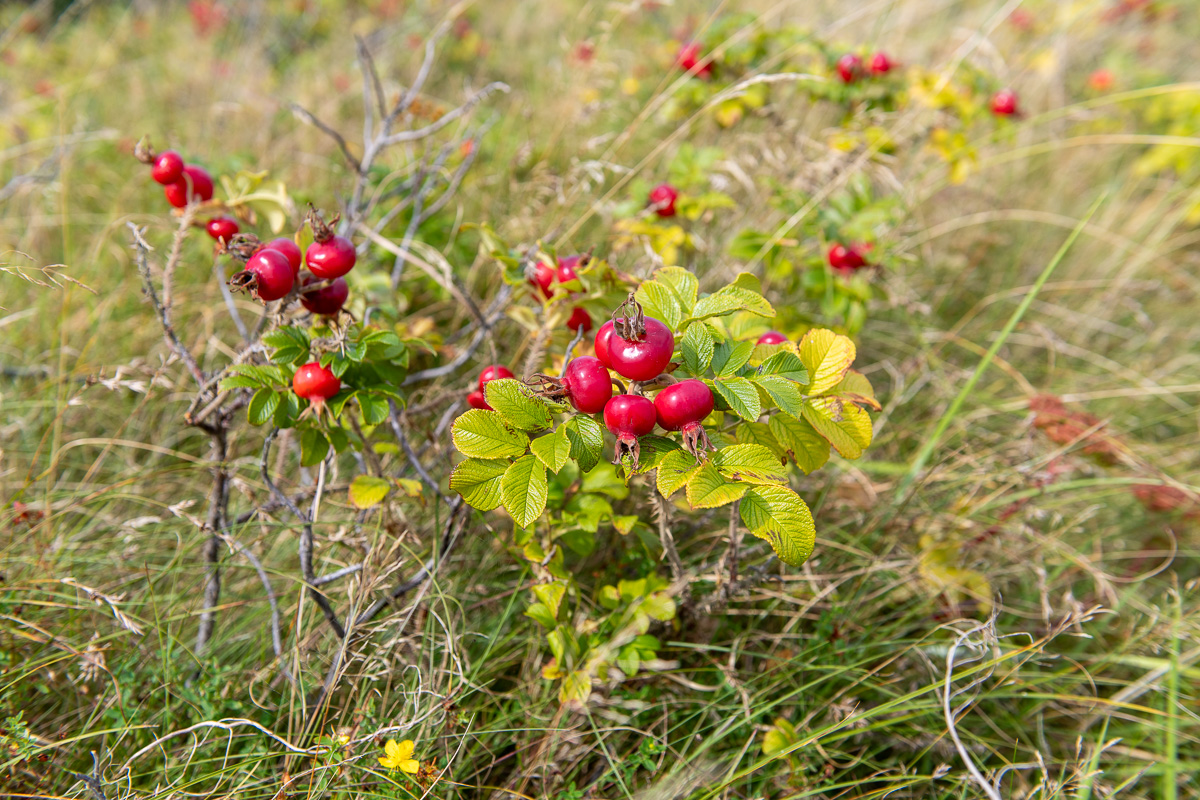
(740, 485), (816, 567)
(501, 455), (549, 527)
(680, 321), (715, 377)
(654, 266), (698, 314)
(688, 285), (775, 322)
(357, 391), (389, 425)
(248, 389), (281, 426)
(564, 414), (604, 473)
(274, 390), (302, 428)
(484, 378), (554, 430)
(768, 414), (831, 474)
(349, 475), (391, 509)
(713, 377), (761, 421)
(802, 396), (873, 459)
(757, 351), (809, 383)
(713, 443), (787, 485)
(449, 457), (509, 511)
(798, 328), (856, 395)
(712, 340), (755, 377)
(754, 374), (806, 416)
(736, 421), (785, 460)
(686, 461), (749, 509)
(635, 281), (683, 330)
(530, 426), (572, 473)
(581, 462), (629, 499)
(219, 374), (265, 391)
(451, 410), (530, 459)
(656, 449), (701, 498)
(634, 436), (683, 474)
(299, 428), (330, 467)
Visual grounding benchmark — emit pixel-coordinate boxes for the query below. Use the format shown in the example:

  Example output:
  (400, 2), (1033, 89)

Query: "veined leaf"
(501, 455), (548, 527)
(713, 444), (787, 485)
(657, 449), (701, 498)
(636, 280), (683, 330)
(757, 351), (809, 383)
(680, 321), (715, 376)
(802, 396), (873, 459)
(530, 425), (572, 472)
(769, 414), (831, 474)
(713, 377), (761, 421)
(634, 436), (682, 473)
(564, 414), (604, 473)
(712, 340), (755, 377)
(740, 484), (816, 567)
(686, 461), (749, 508)
(654, 266), (698, 314)
(451, 410), (530, 459)
(798, 328), (856, 395)
(248, 389), (281, 426)
(736, 421), (786, 460)
(833, 369), (882, 411)
(688, 284), (775, 322)
(754, 374), (805, 416)
(485, 378), (554, 430)
(349, 475), (391, 509)
(449, 457), (508, 511)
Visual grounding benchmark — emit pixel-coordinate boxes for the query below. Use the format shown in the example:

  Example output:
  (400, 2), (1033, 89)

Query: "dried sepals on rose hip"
(526, 356), (613, 414)
(228, 247), (295, 302)
(604, 393), (656, 469)
(604, 294), (675, 382)
(292, 361), (342, 414)
(305, 206), (357, 279)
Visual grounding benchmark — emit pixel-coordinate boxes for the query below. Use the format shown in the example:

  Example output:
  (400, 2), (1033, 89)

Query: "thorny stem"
(128, 223), (205, 388)
(653, 493), (685, 586)
(261, 429), (346, 639)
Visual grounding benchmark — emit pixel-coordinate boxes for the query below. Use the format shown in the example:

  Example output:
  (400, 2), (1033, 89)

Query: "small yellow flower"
(378, 739), (420, 774)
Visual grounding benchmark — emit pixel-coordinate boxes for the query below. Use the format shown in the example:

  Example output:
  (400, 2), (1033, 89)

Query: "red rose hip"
(467, 389), (492, 410)
(836, 53), (863, 83)
(151, 150), (185, 185)
(868, 52), (893, 74)
(300, 275), (349, 316)
(530, 261), (556, 299)
(238, 248), (295, 302)
(567, 306), (592, 333)
(293, 362), (341, 404)
(604, 394), (656, 439)
(263, 237), (303, 277)
(593, 320), (616, 368)
(556, 254), (586, 284)
(828, 242), (869, 272)
(991, 89), (1018, 116)
(608, 316), (674, 382)
(648, 184), (679, 218)
(676, 42), (712, 78)
(205, 216), (240, 242)
(478, 365), (515, 392)
(654, 379), (714, 431)
(562, 356), (613, 414)
(164, 164), (214, 207)
(757, 331), (787, 345)
(305, 234), (357, 279)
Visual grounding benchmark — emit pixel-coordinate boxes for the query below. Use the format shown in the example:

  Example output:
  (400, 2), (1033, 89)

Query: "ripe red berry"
(151, 150), (184, 185)
(868, 52), (893, 74)
(594, 320), (616, 368)
(299, 275), (349, 316)
(828, 242), (870, 272)
(205, 216), (239, 242)
(244, 248), (295, 301)
(991, 89), (1019, 116)
(263, 237), (303, 277)
(530, 261), (556, 299)
(556, 254), (586, 284)
(604, 394), (656, 439)
(478, 365), (515, 392)
(757, 331), (787, 345)
(648, 184), (679, 218)
(836, 53), (863, 83)
(567, 306), (592, 333)
(467, 389), (492, 410)
(305, 234), (357, 279)
(676, 42), (712, 78)
(608, 317), (675, 382)
(292, 362), (341, 404)
(562, 356), (613, 413)
(164, 164), (214, 207)
(654, 379), (714, 431)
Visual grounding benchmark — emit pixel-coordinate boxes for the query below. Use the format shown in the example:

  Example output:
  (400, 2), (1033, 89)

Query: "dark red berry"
(205, 216), (239, 242)
(676, 42), (712, 78)
(293, 362), (341, 403)
(478, 365), (514, 392)
(757, 331), (787, 345)
(242, 248), (295, 302)
(562, 356), (613, 414)
(567, 307), (592, 333)
(300, 275), (349, 316)
(151, 150), (184, 185)
(305, 235), (357, 279)
(263, 237), (303, 277)
(828, 242), (870, 272)
(164, 164), (214, 207)
(654, 379), (714, 431)
(648, 184), (679, 218)
(868, 52), (893, 74)
(594, 320), (616, 368)
(991, 89), (1018, 116)
(467, 389), (492, 410)
(608, 317), (674, 382)
(604, 394), (656, 439)
(531, 261), (556, 299)
(556, 254), (586, 284)
(836, 53), (863, 83)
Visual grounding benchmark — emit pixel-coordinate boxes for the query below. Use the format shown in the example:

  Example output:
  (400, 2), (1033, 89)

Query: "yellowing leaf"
(485, 379), (554, 430)
(798, 328), (856, 395)
(802, 396), (873, 459)
(349, 475), (391, 509)
(686, 461), (749, 509)
(657, 449), (701, 498)
(451, 410), (530, 459)
(769, 414), (831, 474)
(501, 455), (548, 528)
(712, 443), (787, 485)
(740, 485), (816, 567)
(449, 458), (508, 511)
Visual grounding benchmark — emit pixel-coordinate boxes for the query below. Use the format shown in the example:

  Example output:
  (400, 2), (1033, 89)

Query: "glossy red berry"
(151, 150), (184, 185)
(205, 216), (239, 242)
(604, 394), (656, 439)
(562, 356), (613, 414)
(530, 261), (556, 299)
(868, 52), (893, 74)
(556, 254), (586, 284)
(991, 89), (1019, 116)
(478, 365), (515, 392)
(467, 389), (492, 410)
(828, 242), (870, 272)
(263, 237), (303, 277)
(567, 306), (592, 333)
(164, 164), (214, 207)
(654, 379), (714, 431)
(757, 331), (787, 345)
(648, 183), (679, 218)
(608, 317), (674, 382)
(305, 235), (357, 279)
(293, 362), (341, 403)
(300, 275), (349, 316)
(676, 42), (712, 78)
(245, 248), (295, 301)
(593, 320), (616, 368)
(836, 53), (864, 83)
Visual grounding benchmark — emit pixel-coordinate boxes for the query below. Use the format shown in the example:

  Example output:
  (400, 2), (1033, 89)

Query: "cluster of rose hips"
(827, 241), (873, 274)
(530, 253), (593, 332)
(675, 42), (712, 79)
(140, 145), (243, 246)
(835, 51), (894, 83)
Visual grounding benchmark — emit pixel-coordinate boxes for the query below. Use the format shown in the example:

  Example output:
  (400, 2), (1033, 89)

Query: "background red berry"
(530, 261), (556, 299)
(869, 52), (893, 74)
(757, 331), (787, 345)
(151, 150), (184, 185)
(305, 235), (357, 279)
(648, 184), (679, 217)
(205, 216), (239, 242)
(478, 365), (515, 392)
(992, 89), (1019, 116)
(264, 237), (303, 277)
(467, 390), (492, 410)
(836, 53), (863, 83)
(300, 275), (349, 316)
(164, 165), (214, 207)
(567, 307), (592, 333)
(593, 320), (616, 367)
